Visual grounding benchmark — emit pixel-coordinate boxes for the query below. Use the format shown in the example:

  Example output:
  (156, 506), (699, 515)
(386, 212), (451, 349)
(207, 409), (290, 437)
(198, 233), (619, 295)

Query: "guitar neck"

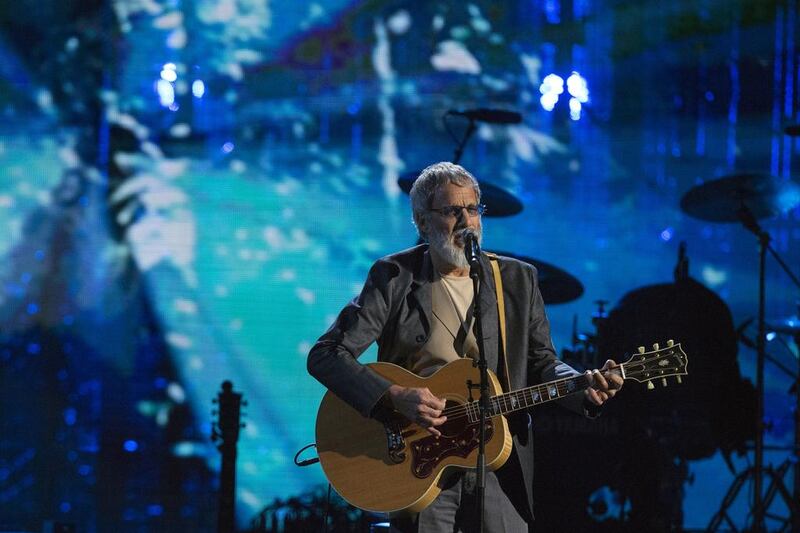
(487, 366), (626, 417)
(218, 445), (238, 533)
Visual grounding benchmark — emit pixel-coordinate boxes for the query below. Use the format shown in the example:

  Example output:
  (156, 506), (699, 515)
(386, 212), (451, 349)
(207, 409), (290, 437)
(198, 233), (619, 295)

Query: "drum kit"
(680, 171), (800, 532)
(398, 110), (800, 531)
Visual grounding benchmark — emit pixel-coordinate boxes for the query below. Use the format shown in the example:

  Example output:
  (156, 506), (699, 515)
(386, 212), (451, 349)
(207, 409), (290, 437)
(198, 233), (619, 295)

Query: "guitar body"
(315, 358), (512, 515)
(315, 341), (689, 516)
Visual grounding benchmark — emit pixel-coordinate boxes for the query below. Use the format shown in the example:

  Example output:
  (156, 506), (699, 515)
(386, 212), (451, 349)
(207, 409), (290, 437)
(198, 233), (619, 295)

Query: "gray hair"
(409, 162), (481, 241)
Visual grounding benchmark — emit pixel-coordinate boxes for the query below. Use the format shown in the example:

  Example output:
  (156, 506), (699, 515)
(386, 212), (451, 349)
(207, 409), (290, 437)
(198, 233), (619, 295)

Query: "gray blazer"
(308, 244), (587, 518)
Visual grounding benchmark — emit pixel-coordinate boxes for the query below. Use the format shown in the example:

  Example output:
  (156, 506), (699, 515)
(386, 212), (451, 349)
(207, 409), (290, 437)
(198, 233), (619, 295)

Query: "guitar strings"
(433, 363), (679, 422)
(437, 374), (593, 421)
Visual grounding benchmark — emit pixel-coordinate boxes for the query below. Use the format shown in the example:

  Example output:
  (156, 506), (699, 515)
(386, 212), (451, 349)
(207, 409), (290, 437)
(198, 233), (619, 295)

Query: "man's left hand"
(584, 359), (624, 406)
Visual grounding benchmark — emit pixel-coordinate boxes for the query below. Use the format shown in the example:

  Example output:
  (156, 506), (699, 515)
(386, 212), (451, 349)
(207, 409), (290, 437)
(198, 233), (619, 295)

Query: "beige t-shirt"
(406, 273), (479, 376)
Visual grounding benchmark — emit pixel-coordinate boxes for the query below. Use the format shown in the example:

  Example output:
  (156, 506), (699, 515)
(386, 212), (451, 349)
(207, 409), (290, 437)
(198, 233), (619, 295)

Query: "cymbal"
(490, 250), (584, 304)
(680, 173), (800, 222)
(397, 172), (523, 217)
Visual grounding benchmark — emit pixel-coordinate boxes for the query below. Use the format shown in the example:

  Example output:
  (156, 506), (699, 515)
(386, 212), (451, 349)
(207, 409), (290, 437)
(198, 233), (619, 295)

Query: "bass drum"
(596, 277), (755, 529)
(534, 277), (756, 532)
(596, 277), (756, 461)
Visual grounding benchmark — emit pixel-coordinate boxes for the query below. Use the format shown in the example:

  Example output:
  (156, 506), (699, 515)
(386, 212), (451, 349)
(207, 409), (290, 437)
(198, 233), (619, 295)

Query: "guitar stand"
(706, 460), (799, 532)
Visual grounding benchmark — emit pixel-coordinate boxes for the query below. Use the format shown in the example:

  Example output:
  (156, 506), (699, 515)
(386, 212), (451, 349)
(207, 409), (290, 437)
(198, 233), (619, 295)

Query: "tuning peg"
(638, 346), (646, 354)
(652, 343), (659, 350)
(661, 378), (668, 387)
(667, 339), (674, 347)
(647, 380), (655, 390)
(676, 376), (682, 384)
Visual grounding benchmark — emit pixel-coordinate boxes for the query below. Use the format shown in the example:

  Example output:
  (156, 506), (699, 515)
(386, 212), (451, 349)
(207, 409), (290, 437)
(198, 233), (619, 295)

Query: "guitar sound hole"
(438, 399), (469, 438)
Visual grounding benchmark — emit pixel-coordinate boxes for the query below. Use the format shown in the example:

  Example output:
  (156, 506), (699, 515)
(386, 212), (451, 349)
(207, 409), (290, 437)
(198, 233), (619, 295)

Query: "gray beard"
(428, 227), (481, 270)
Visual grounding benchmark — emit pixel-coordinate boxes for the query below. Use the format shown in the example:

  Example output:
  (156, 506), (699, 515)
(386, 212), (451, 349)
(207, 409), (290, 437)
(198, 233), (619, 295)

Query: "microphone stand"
(467, 238), (488, 533)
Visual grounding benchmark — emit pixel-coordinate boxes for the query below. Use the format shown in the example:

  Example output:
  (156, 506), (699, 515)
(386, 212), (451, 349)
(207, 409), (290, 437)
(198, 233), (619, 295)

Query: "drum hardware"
(397, 108), (525, 218)
(766, 311), (800, 515)
(680, 173), (800, 532)
(562, 299), (608, 371)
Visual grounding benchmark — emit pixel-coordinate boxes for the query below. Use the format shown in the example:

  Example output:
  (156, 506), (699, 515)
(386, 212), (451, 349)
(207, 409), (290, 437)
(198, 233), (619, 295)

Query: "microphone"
(447, 108), (522, 124)
(784, 124), (800, 136)
(462, 229), (481, 266)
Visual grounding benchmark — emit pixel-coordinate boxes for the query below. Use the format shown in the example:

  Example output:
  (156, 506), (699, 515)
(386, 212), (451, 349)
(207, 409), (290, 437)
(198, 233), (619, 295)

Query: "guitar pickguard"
(410, 420), (494, 479)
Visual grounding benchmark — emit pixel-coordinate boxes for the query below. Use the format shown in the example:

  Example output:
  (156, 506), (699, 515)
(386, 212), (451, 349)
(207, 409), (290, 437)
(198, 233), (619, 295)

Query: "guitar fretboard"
(464, 367), (625, 422)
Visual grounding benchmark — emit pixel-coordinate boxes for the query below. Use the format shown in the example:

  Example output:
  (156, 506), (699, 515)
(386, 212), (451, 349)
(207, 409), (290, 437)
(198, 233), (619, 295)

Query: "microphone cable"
(293, 443), (319, 467)
(293, 443), (332, 532)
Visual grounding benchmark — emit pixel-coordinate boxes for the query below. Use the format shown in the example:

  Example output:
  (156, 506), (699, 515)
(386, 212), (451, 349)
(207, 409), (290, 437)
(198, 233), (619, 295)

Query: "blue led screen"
(0, 1), (798, 531)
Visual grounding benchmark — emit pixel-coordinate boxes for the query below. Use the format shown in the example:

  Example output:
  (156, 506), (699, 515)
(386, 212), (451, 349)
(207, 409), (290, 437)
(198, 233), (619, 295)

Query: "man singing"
(308, 162), (623, 532)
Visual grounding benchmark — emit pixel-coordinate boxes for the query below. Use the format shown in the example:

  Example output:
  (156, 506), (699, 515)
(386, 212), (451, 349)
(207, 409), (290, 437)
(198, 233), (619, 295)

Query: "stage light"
(660, 227), (673, 241)
(569, 97), (582, 120)
(192, 79), (205, 98)
(539, 73), (564, 112)
(160, 68), (177, 82)
(156, 79), (175, 106)
(222, 142), (234, 153)
(567, 71), (589, 103)
(123, 440), (139, 452)
(540, 92), (558, 111)
(540, 71), (589, 119)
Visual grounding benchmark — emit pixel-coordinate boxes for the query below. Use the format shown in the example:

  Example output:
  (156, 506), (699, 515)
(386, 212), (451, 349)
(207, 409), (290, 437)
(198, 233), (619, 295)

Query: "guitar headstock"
(620, 340), (688, 390)
(211, 380), (246, 451)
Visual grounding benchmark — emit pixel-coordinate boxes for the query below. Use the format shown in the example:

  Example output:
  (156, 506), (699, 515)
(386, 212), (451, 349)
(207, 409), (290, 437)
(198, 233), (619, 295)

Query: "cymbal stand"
(444, 113), (477, 165)
(707, 205), (800, 531)
(790, 326), (800, 528)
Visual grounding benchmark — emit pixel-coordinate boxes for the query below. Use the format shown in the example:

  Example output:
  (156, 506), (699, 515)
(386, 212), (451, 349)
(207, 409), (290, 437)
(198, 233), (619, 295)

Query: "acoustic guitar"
(315, 341), (688, 515)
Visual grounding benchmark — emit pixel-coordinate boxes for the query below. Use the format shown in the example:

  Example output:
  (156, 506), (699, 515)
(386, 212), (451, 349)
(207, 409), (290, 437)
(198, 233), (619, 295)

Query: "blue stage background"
(0, 1), (798, 531)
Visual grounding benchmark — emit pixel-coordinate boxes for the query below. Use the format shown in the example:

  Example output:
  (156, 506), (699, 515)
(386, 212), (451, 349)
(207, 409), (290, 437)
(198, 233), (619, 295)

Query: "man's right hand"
(387, 384), (447, 436)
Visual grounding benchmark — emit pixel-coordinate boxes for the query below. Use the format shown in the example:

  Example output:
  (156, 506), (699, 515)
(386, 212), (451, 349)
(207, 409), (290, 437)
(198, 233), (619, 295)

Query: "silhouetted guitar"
(212, 381), (245, 533)
(315, 341), (688, 514)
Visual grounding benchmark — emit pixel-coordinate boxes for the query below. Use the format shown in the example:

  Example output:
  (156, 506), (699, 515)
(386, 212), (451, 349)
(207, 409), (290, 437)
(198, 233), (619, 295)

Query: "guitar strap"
(485, 253), (511, 390)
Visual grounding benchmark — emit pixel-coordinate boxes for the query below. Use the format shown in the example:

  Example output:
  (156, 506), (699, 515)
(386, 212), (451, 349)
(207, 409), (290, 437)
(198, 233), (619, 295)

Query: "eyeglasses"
(429, 204), (486, 218)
